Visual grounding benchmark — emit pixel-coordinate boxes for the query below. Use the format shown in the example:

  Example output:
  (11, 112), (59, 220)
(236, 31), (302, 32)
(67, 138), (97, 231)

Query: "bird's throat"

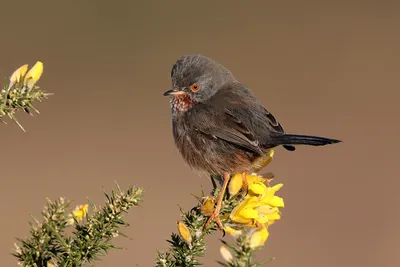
(171, 95), (195, 113)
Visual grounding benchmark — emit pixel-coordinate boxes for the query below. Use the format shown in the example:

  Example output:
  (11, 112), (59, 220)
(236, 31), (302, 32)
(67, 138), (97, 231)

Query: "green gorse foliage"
(13, 185), (144, 267)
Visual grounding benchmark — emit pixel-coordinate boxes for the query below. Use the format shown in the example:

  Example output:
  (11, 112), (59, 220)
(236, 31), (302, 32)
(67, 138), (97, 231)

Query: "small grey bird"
(163, 55), (341, 229)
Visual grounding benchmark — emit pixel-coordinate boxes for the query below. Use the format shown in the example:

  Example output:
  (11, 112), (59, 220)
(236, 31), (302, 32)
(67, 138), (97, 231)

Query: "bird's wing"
(193, 104), (263, 156)
(213, 109), (263, 155)
(207, 127), (263, 155)
(261, 106), (285, 134)
(257, 107), (296, 151)
(207, 82), (296, 151)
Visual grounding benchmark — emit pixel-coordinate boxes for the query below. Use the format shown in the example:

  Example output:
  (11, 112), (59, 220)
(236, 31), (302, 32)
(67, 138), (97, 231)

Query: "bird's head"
(163, 55), (235, 113)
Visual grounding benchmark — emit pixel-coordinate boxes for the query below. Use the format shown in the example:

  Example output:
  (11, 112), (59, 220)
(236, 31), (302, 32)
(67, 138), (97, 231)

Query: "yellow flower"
(67, 204), (88, 225)
(177, 221), (192, 244)
(245, 173), (267, 185)
(7, 64), (29, 90)
(220, 245), (233, 262)
(230, 184), (284, 227)
(200, 197), (215, 216)
(229, 172), (271, 196)
(230, 196), (258, 225)
(230, 197), (267, 226)
(228, 173), (243, 195)
(249, 226), (269, 248)
(227, 167), (284, 248)
(24, 61), (43, 89)
(247, 180), (268, 196)
(10, 64), (29, 84)
(223, 226), (242, 237)
(260, 183), (284, 208)
(256, 205), (281, 224)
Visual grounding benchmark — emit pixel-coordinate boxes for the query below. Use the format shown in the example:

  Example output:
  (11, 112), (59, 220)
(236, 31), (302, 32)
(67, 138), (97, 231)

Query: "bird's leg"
(241, 170), (248, 190)
(205, 172), (230, 230)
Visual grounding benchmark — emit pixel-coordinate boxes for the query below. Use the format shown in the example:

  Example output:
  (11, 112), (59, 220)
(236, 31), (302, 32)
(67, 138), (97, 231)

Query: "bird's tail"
(272, 134), (342, 151)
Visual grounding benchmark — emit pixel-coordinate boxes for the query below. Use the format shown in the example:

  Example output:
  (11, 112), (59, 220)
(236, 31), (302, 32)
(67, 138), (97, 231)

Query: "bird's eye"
(190, 83), (201, 92)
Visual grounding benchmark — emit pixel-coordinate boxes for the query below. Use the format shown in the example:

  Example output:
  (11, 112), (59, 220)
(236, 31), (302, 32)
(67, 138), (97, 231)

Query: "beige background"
(0, 1), (399, 266)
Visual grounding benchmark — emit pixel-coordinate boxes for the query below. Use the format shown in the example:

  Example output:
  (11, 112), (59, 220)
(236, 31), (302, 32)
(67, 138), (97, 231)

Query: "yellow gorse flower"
(223, 226), (242, 237)
(200, 197), (215, 216)
(67, 204), (89, 225)
(7, 61), (44, 91)
(260, 183), (284, 208)
(247, 180), (268, 196)
(177, 221), (192, 244)
(230, 183), (284, 227)
(220, 245), (233, 262)
(249, 226), (269, 249)
(245, 173), (268, 186)
(8, 64), (29, 90)
(10, 64), (29, 84)
(24, 61), (44, 89)
(226, 169), (284, 248)
(229, 172), (270, 196)
(228, 173), (243, 196)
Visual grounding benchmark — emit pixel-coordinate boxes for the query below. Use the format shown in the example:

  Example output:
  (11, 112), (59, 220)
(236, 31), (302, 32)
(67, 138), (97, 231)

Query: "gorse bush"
(1, 62), (50, 131)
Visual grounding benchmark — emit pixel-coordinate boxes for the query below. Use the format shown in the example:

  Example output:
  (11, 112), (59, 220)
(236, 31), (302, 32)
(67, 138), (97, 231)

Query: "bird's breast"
(171, 118), (254, 175)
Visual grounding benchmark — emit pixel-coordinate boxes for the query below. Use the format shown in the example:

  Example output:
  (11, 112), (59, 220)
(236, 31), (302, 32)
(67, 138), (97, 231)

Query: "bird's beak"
(163, 88), (188, 96)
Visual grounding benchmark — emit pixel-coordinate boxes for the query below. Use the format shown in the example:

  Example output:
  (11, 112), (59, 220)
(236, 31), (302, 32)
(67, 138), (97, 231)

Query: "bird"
(163, 54), (341, 229)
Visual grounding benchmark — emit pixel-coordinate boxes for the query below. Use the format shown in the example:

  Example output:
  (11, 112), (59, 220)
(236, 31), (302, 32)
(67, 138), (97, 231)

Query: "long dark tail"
(272, 134), (342, 151)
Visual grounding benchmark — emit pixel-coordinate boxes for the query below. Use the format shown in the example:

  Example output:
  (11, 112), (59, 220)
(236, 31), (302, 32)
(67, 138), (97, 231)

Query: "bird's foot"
(204, 207), (224, 230)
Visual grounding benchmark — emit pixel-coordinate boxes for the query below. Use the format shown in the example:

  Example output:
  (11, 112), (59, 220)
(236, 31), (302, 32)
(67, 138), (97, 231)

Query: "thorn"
(12, 117), (26, 132)
(190, 193), (202, 202)
(31, 106), (40, 114)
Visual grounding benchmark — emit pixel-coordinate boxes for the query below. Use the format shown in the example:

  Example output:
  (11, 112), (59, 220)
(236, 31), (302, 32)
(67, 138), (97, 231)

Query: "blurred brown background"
(1, 0), (399, 266)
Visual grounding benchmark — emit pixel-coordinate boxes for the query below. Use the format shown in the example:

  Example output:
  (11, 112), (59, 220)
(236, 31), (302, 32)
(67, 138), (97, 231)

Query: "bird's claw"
(204, 210), (224, 230)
